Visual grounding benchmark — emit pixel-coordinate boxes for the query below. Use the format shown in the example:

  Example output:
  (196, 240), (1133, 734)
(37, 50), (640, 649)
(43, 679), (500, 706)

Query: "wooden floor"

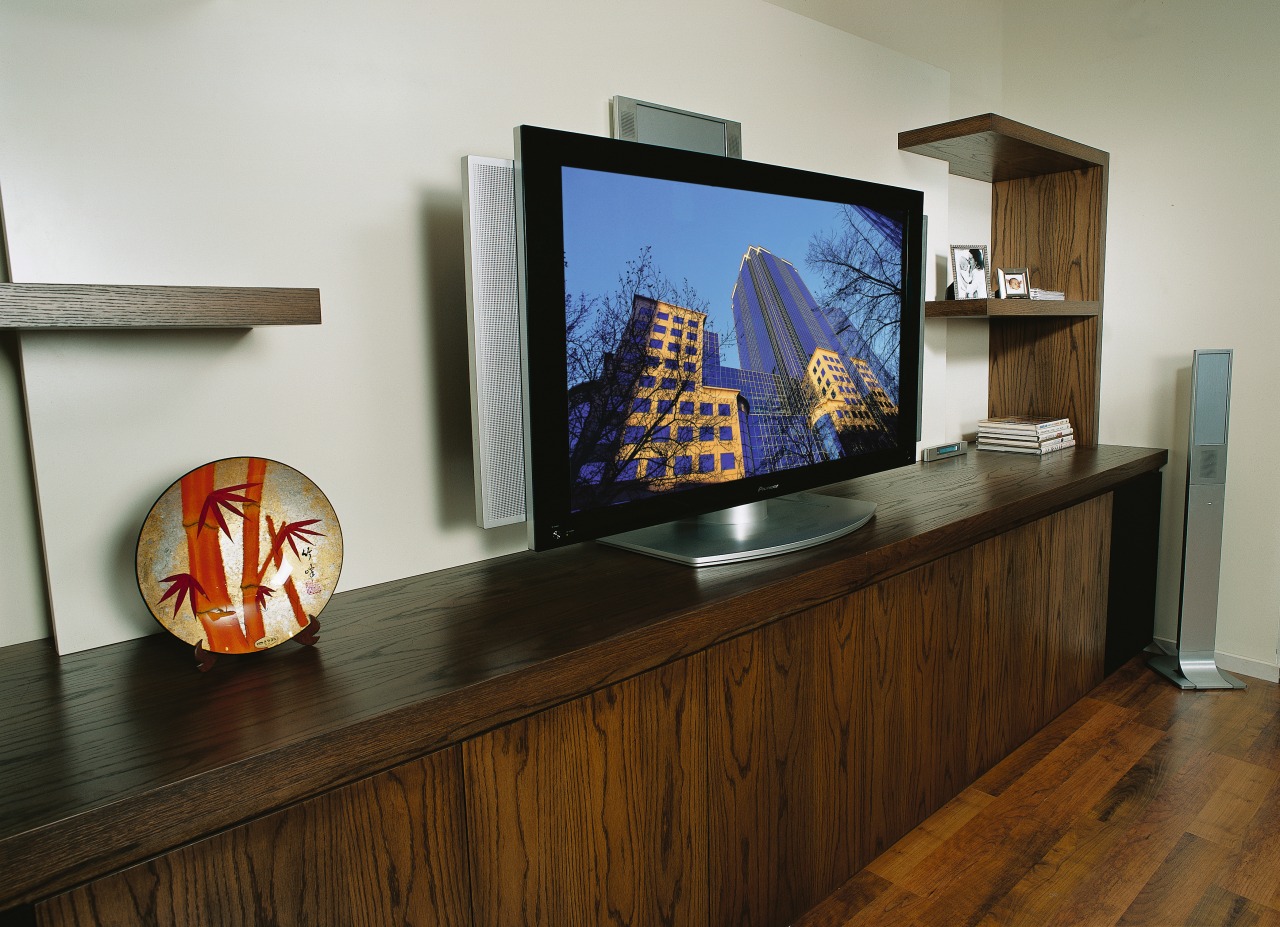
(796, 656), (1280, 927)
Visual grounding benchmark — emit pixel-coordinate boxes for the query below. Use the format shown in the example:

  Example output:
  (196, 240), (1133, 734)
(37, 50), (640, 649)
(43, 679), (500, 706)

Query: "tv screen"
(516, 126), (923, 559)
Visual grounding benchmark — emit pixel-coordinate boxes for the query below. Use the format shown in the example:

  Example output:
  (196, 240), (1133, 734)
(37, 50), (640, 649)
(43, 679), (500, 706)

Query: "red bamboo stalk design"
(198, 613), (251, 653)
(265, 514), (310, 629)
(239, 458), (268, 645)
(180, 464), (246, 652)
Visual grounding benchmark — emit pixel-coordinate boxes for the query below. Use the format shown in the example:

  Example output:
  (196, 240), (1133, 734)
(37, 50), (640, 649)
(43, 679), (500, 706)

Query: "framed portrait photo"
(998, 267), (1030, 299)
(950, 245), (990, 299)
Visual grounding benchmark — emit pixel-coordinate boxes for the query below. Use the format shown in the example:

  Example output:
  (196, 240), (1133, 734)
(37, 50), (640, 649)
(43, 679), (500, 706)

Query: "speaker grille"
(619, 110), (637, 141)
(1194, 446), (1225, 483)
(464, 157), (526, 526)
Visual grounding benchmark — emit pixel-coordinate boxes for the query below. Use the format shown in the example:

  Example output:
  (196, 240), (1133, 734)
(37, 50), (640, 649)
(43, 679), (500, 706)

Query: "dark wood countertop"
(0, 445), (1166, 907)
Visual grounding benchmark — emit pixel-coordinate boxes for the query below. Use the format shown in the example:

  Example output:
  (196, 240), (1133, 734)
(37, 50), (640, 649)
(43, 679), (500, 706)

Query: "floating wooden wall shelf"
(898, 112), (1107, 182)
(926, 298), (1100, 319)
(0, 283), (321, 330)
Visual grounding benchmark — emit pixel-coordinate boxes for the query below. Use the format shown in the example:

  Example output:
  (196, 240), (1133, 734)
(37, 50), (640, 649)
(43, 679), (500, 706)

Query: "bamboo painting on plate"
(137, 457), (343, 658)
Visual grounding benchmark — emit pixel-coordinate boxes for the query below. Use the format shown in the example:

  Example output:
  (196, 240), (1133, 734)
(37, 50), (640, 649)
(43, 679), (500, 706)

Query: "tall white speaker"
(1149, 348), (1244, 689)
(462, 155), (526, 528)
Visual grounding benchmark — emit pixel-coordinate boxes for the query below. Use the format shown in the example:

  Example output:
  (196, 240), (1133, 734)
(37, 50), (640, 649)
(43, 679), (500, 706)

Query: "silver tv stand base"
(598, 492), (875, 567)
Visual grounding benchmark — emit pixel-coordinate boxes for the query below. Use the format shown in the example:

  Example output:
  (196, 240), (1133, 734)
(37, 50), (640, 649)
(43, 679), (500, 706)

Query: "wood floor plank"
(1243, 697), (1280, 774)
(1039, 749), (1234, 927)
(1219, 775), (1280, 912)
(971, 695), (1110, 798)
(1186, 884), (1279, 927)
(1116, 832), (1229, 926)
(973, 815), (1120, 927)
(1186, 756), (1278, 850)
(865, 789), (993, 885)
(1160, 690), (1267, 759)
(793, 875), (932, 927)
(788, 871), (900, 927)
(1089, 727), (1196, 828)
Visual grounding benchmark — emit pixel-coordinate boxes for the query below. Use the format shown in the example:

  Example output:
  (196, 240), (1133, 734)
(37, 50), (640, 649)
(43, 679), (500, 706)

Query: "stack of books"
(976, 415), (1075, 455)
(1030, 288), (1065, 300)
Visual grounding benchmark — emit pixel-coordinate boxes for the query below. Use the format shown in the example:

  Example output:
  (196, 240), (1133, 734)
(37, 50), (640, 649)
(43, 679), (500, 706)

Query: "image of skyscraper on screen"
(560, 166), (904, 509)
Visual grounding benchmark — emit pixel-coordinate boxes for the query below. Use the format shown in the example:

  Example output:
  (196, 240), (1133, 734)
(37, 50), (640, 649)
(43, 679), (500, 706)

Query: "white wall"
(1000, 0), (1280, 679)
(0, 0), (950, 653)
(766, 0), (1003, 117)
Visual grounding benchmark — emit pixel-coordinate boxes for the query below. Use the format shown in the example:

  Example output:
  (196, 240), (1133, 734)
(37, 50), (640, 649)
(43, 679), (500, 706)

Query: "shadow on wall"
(0, 332), (52, 642)
(1152, 360), (1193, 643)
(934, 253), (949, 301)
(417, 188), (525, 554)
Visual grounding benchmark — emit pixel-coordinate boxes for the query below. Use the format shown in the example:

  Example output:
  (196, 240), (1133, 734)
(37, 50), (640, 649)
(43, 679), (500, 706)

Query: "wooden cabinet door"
(35, 747), (470, 927)
(707, 551), (973, 927)
(967, 492), (1111, 776)
(463, 655), (708, 927)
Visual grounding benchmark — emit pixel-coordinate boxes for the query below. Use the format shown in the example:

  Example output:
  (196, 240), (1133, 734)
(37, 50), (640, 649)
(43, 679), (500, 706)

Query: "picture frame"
(950, 245), (990, 300)
(997, 267), (1031, 299)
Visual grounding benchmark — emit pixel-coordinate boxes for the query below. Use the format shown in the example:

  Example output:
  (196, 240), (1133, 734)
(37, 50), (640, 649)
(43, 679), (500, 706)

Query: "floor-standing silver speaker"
(1150, 348), (1245, 689)
(462, 155), (526, 528)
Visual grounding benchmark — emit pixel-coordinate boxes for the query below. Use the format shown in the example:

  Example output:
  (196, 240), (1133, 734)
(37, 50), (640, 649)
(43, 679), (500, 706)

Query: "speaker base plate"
(1148, 653), (1246, 690)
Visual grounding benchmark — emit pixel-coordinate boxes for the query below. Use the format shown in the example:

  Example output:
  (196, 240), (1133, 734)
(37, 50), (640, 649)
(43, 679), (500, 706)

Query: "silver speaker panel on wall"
(611, 96), (742, 158)
(1149, 348), (1244, 689)
(462, 155), (526, 527)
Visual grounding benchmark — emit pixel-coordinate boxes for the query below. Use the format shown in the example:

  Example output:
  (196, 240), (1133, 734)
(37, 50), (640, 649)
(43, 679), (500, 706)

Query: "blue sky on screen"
(561, 167), (848, 369)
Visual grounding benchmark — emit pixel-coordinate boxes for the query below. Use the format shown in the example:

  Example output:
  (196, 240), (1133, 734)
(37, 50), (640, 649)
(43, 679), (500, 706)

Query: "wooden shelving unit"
(900, 113), (1109, 446)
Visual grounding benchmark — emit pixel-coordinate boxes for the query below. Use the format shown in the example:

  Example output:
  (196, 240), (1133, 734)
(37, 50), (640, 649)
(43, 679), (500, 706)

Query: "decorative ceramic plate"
(137, 457), (343, 655)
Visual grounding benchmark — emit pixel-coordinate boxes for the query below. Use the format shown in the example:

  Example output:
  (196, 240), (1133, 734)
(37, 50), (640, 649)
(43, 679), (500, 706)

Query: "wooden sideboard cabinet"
(0, 446), (1164, 927)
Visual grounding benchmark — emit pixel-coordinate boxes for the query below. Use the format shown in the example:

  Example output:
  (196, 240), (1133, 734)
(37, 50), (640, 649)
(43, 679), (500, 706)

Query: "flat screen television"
(515, 125), (924, 565)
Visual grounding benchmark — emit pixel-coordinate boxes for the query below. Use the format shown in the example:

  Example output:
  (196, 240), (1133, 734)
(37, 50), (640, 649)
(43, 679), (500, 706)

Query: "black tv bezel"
(515, 124), (924, 553)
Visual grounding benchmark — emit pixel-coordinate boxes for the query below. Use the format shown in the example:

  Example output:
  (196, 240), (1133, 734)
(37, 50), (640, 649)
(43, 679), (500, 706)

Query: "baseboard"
(1148, 637), (1279, 683)
(1215, 650), (1280, 684)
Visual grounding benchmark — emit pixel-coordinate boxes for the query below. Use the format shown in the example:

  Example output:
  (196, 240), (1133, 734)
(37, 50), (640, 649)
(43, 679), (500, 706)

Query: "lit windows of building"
(609, 296), (746, 492)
